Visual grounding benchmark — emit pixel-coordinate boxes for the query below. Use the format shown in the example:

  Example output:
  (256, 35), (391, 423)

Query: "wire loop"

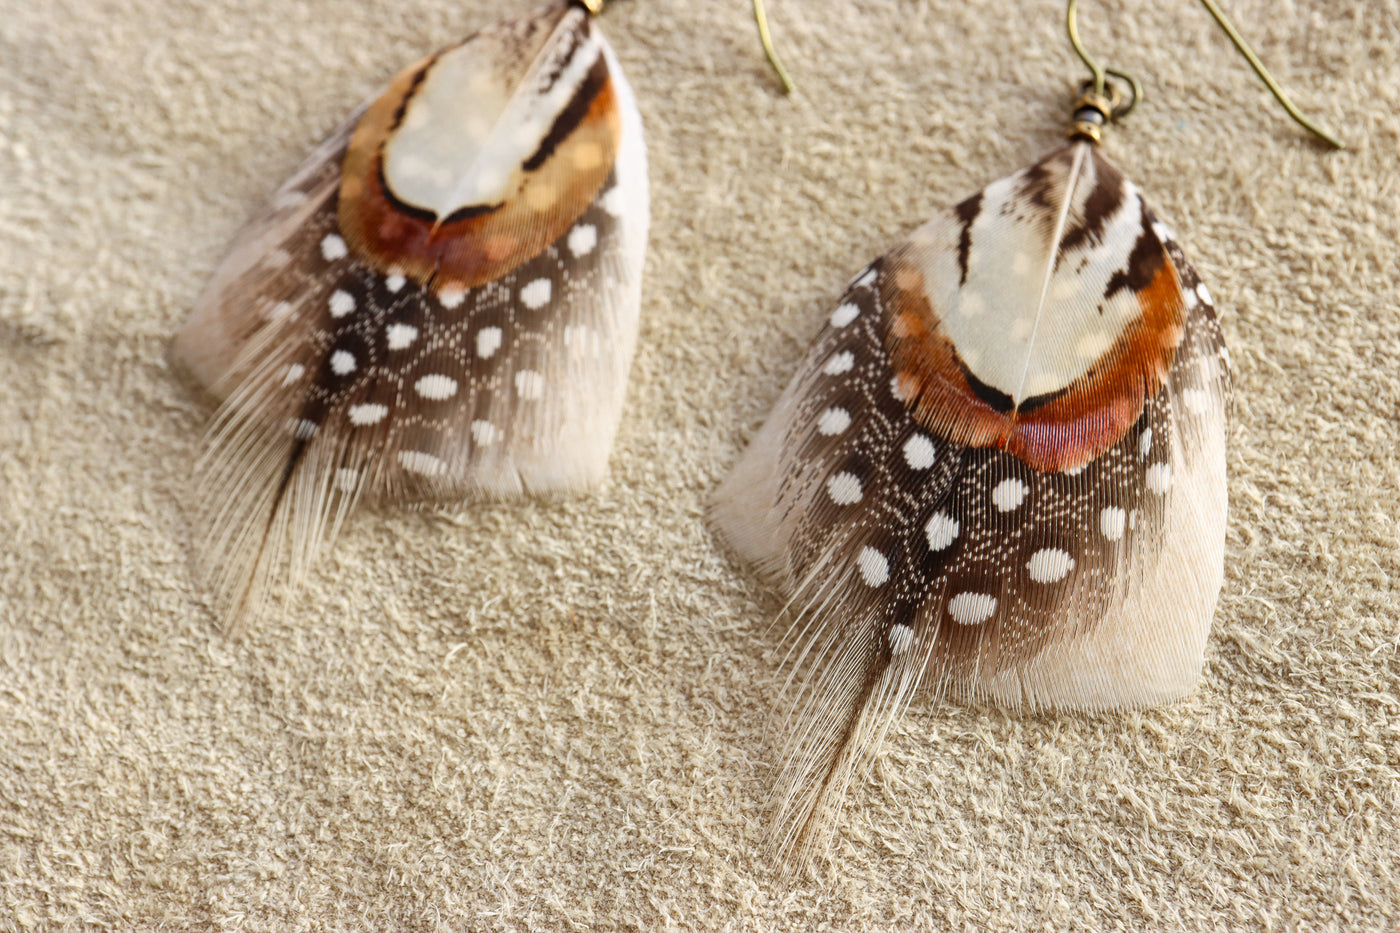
(1065, 0), (1343, 148)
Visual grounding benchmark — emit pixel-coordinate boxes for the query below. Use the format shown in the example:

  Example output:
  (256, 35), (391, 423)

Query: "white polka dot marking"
(515, 369), (545, 400)
(415, 374), (458, 400)
(438, 286), (465, 309)
(857, 547), (889, 587)
(328, 289), (355, 318)
(476, 327), (503, 359)
(830, 302), (859, 327)
(1196, 282), (1212, 306)
(823, 351), (855, 375)
(567, 223), (598, 257)
(852, 267), (878, 289)
(889, 623), (914, 656)
(599, 186), (625, 217)
(398, 450), (445, 476)
(1027, 548), (1076, 584)
(924, 512), (959, 551)
(1062, 462), (1086, 476)
(385, 273), (406, 293)
(1146, 462), (1172, 494)
(949, 592), (997, 626)
(1100, 506), (1127, 541)
(991, 478), (1028, 512)
(903, 434), (936, 470)
(330, 350), (356, 375)
(267, 300), (293, 321)
(320, 234), (347, 261)
(386, 323), (418, 350)
(282, 363), (305, 386)
(1139, 428), (1153, 459)
(817, 407), (851, 436)
(471, 420), (500, 445)
(520, 278), (552, 310)
(826, 472), (863, 505)
(348, 403), (388, 426)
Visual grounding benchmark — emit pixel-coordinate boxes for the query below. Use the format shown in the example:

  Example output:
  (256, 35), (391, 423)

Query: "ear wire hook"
(1066, 0), (1344, 148)
(1065, 0), (1142, 120)
(752, 0), (796, 94)
(584, 0), (794, 94)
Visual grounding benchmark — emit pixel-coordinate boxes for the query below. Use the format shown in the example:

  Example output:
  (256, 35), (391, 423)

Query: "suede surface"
(1, 0), (1397, 928)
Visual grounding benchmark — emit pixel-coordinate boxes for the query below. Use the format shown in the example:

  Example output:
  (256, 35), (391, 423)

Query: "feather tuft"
(711, 143), (1230, 864)
(171, 1), (649, 630)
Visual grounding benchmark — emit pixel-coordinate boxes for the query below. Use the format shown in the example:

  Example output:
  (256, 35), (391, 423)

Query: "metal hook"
(1065, 0), (1343, 148)
(1065, 0), (1142, 119)
(752, 0), (795, 94)
(585, 0), (794, 94)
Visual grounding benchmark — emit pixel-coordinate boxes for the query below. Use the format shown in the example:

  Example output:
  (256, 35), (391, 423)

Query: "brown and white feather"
(173, 1), (648, 630)
(712, 142), (1230, 864)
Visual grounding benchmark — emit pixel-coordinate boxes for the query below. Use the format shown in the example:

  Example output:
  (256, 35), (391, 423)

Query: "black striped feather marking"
(172, 0), (649, 630)
(711, 143), (1230, 865)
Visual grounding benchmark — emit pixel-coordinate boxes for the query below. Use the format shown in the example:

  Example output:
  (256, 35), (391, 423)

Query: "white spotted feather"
(172, 1), (649, 630)
(711, 143), (1230, 865)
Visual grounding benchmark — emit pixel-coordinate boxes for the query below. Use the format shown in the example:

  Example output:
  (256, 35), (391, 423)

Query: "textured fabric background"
(1, 0), (1397, 928)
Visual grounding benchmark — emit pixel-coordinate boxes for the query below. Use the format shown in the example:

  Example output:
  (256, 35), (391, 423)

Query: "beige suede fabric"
(1, 0), (1397, 928)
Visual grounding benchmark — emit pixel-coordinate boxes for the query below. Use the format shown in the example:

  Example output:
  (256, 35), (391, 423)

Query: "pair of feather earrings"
(171, 0), (1342, 865)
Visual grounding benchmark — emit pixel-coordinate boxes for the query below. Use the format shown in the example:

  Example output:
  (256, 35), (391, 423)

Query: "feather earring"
(711, 0), (1343, 864)
(171, 0), (649, 630)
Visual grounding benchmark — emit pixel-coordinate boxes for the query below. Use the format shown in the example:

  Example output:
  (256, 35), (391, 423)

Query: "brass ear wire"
(1065, 0), (1344, 149)
(583, 0), (794, 94)
(1065, 0), (1142, 124)
(752, 0), (795, 94)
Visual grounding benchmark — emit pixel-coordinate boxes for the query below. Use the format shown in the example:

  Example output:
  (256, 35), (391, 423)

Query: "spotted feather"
(172, 0), (649, 630)
(711, 140), (1230, 863)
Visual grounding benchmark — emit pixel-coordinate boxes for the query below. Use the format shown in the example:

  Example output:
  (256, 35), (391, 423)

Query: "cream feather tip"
(171, 0), (649, 631)
(711, 142), (1229, 866)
